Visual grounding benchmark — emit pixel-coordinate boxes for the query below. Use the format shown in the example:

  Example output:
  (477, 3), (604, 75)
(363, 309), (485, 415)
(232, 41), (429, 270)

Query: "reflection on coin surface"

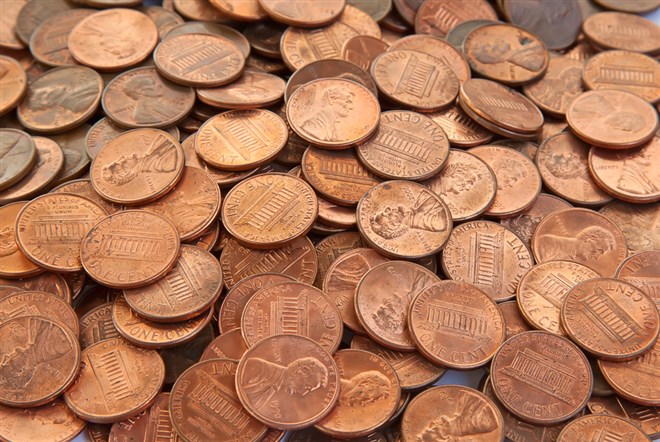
(557, 414), (650, 442)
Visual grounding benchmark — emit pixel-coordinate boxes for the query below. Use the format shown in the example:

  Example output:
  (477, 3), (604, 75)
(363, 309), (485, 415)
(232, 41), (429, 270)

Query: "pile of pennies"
(0, 0), (659, 440)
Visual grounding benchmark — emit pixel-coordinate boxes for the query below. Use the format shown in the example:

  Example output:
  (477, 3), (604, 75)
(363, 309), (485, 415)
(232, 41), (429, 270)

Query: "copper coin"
(64, 272), (85, 302)
(317, 197), (357, 229)
(68, 9), (157, 71)
(562, 278), (660, 360)
(391, 0), (421, 26)
(245, 52), (288, 73)
(81, 210), (180, 289)
(341, 35), (388, 71)
(17, 66), (102, 133)
(260, 0), (345, 27)
(562, 34), (599, 61)
(532, 208), (628, 277)
(583, 12), (660, 55)
(64, 337), (164, 424)
(415, 0), (497, 38)
(372, 49), (459, 112)
(0, 272), (70, 303)
(492, 138), (540, 161)
(566, 90), (658, 149)
(469, 144), (542, 218)
(504, 0), (582, 50)
(197, 70), (285, 110)
(220, 235), (317, 289)
(15, 0), (71, 45)
(537, 117), (569, 145)
(588, 396), (660, 439)
(170, 358), (267, 441)
(49, 124), (92, 187)
(616, 250), (660, 311)
(313, 231), (363, 288)
(347, 0), (391, 21)
(589, 136), (660, 203)
(196, 109), (287, 170)
(401, 385), (504, 442)
(498, 301), (532, 341)
(200, 328), (248, 361)
(600, 200), (660, 254)
(51, 179), (122, 215)
(90, 128), (184, 205)
(536, 132), (613, 206)
(28, 9), (95, 68)
(154, 33), (245, 87)
(522, 56), (584, 117)
(315, 349), (400, 438)
(235, 334), (340, 430)
(109, 392), (179, 441)
(0, 315), (80, 407)
(222, 173), (317, 248)
(280, 22), (357, 71)
(172, 0), (229, 22)
(0, 55), (27, 116)
(243, 21), (285, 58)
(0, 0), (28, 50)
(357, 110), (448, 181)
(140, 6), (185, 40)
(79, 302), (120, 349)
(86, 117), (179, 160)
(139, 166), (221, 242)
(594, 0), (660, 13)
(210, 0), (267, 21)
(0, 290), (79, 336)
(517, 260), (600, 336)
(428, 105), (493, 147)
(164, 21), (250, 57)
(444, 18), (494, 48)
(558, 414), (650, 442)
(0, 202), (42, 279)
(421, 149), (496, 222)
(219, 272), (293, 333)
(15, 193), (107, 272)
(0, 400), (85, 442)
(338, 4), (381, 38)
(287, 78), (379, 149)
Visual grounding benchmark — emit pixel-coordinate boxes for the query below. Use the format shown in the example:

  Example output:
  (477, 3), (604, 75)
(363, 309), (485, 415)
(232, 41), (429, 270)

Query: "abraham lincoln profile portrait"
(298, 86), (355, 142)
(370, 190), (449, 239)
(26, 73), (99, 126)
(538, 225), (616, 262)
(102, 135), (177, 186)
(339, 370), (391, 406)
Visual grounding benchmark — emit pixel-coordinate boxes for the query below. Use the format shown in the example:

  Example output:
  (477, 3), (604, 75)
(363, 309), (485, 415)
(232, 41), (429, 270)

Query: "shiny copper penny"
(523, 56), (584, 117)
(401, 385), (504, 442)
(532, 208), (628, 277)
(172, 0), (229, 22)
(260, 0), (345, 27)
(557, 414), (650, 442)
(566, 90), (658, 149)
(588, 396), (660, 438)
(357, 180), (452, 259)
(222, 173), (317, 248)
(86, 117), (179, 160)
(68, 9), (158, 71)
(0, 400), (85, 442)
(536, 132), (612, 206)
(164, 21), (250, 57)
(0, 201), (42, 279)
(422, 149), (496, 222)
(372, 49), (459, 112)
(469, 144), (542, 218)
(590, 136), (660, 203)
(210, 0), (267, 21)
(80, 210), (180, 289)
(593, 0), (660, 13)
(341, 35), (388, 71)
(338, 4), (380, 38)
(317, 197), (357, 229)
(197, 70), (285, 110)
(562, 278), (660, 360)
(79, 302), (120, 349)
(235, 334), (340, 430)
(583, 12), (660, 55)
(616, 250), (660, 311)
(491, 331), (592, 425)
(517, 261), (600, 336)
(498, 301), (532, 341)
(15, 193), (107, 272)
(17, 66), (102, 133)
(600, 200), (660, 254)
(428, 105), (493, 147)
(415, 0), (497, 38)
(0, 290), (79, 336)
(90, 128), (184, 205)
(64, 337), (164, 424)
(0, 272), (70, 303)
(28, 9), (95, 68)
(0, 0), (28, 50)
(170, 358), (267, 441)
(0, 56), (27, 116)
(313, 231), (363, 288)
(220, 236), (317, 289)
(154, 33), (245, 87)
(201, 327), (249, 361)
(51, 179), (122, 215)
(0, 315), (80, 407)
(280, 22), (357, 71)
(109, 392), (179, 441)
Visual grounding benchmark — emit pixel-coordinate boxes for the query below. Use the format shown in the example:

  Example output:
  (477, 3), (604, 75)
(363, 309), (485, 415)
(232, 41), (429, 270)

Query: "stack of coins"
(0, 0), (659, 441)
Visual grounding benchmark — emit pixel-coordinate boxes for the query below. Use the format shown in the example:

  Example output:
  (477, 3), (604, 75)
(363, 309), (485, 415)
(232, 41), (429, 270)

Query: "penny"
(338, 4), (381, 38)
(210, 0), (267, 21)
(244, 21), (285, 58)
(536, 132), (613, 206)
(537, 118), (569, 144)
(0, 130), (35, 192)
(588, 396), (660, 438)
(0, 0), (28, 49)
(63, 271), (85, 303)
(0, 56), (27, 116)
(49, 125), (92, 187)
(28, 9), (94, 68)
(51, 179), (122, 215)
(154, 33), (245, 87)
(317, 198), (357, 229)
(590, 136), (660, 204)
(140, 6), (185, 40)
(616, 251), (660, 311)
(583, 12), (660, 55)
(245, 52), (288, 73)
(341, 35), (387, 71)
(557, 414), (650, 442)
(200, 328), (248, 361)
(15, 193), (107, 273)
(415, 0), (497, 38)
(197, 71), (285, 110)
(562, 278), (660, 360)
(517, 260), (600, 336)
(0, 290), (79, 336)
(502, 0), (582, 50)
(445, 18), (494, 48)
(391, 0), (421, 25)
(109, 392), (178, 441)
(81, 210), (180, 289)
(313, 231), (363, 288)
(235, 334), (340, 430)
(600, 201), (660, 254)
(222, 173), (317, 248)
(401, 385), (503, 442)
(422, 149), (496, 222)
(469, 144), (542, 218)
(188, 218), (220, 251)
(260, 0), (345, 27)
(594, 0), (660, 13)
(173, 0), (229, 22)
(492, 139), (539, 160)
(86, 117), (179, 160)
(428, 105), (493, 147)
(79, 302), (120, 349)
(15, 0), (71, 45)
(64, 337), (164, 424)
(498, 301), (532, 341)
(532, 208), (628, 277)
(164, 21), (250, 57)
(583, 50), (660, 104)
(280, 21), (359, 71)
(347, 0), (391, 21)
(17, 66), (102, 133)
(0, 316), (80, 407)
(522, 56), (584, 117)
(220, 236), (317, 289)
(0, 400), (85, 442)
(0, 272), (70, 303)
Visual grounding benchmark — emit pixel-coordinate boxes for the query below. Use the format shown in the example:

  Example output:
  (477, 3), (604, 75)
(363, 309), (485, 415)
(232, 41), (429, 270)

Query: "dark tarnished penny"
(355, 261), (440, 351)
(200, 327), (248, 361)
(583, 12), (660, 55)
(28, 9), (96, 68)
(315, 349), (401, 438)
(557, 414), (650, 442)
(491, 331), (592, 425)
(64, 337), (165, 424)
(170, 359), (267, 441)
(616, 250), (660, 311)
(415, 0), (497, 37)
(401, 385), (504, 442)
(348, 0), (391, 21)
(600, 200), (660, 254)
(49, 125), (92, 187)
(313, 231), (363, 288)
(197, 70), (285, 109)
(562, 278), (660, 360)
(0, 202), (42, 278)
(15, 0), (72, 46)
(357, 110), (449, 181)
(51, 179), (122, 215)
(409, 280), (505, 369)
(0, 400), (85, 442)
(517, 260), (600, 336)
(0, 290), (79, 336)
(102, 67), (194, 129)
(532, 208), (628, 277)
(164, 21), (250, 57)
(260, 0), (345, 27)
(17, 66), (102, 133)
(123, 245), (222, 323)
(90, 128), (185, 205)
(0, 56), (27, 116)
(341, 35), (388, 71)
(220, 236), (317, 289)
(79, 302), (120, 349)
(0, 272), (71, 304)
(80, 211), (180, 289)
(422, 149), (496, 222)
(241, 281), (342, 353)
(159, 324), (214, 385)
(235, 335), (340, 430)
(523, 56), (584, 117)
(280, 22), (358, 71)
(357, 180), (452, 259)
(16, 193), (108, 273)
(243, 21), (285, 58)
(428, 105), (493, 147)
(442, 221), (534, 302)
(502, 0), (582, 50)
(498, 301), (532, 341)
(445, 18), (495, 48)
